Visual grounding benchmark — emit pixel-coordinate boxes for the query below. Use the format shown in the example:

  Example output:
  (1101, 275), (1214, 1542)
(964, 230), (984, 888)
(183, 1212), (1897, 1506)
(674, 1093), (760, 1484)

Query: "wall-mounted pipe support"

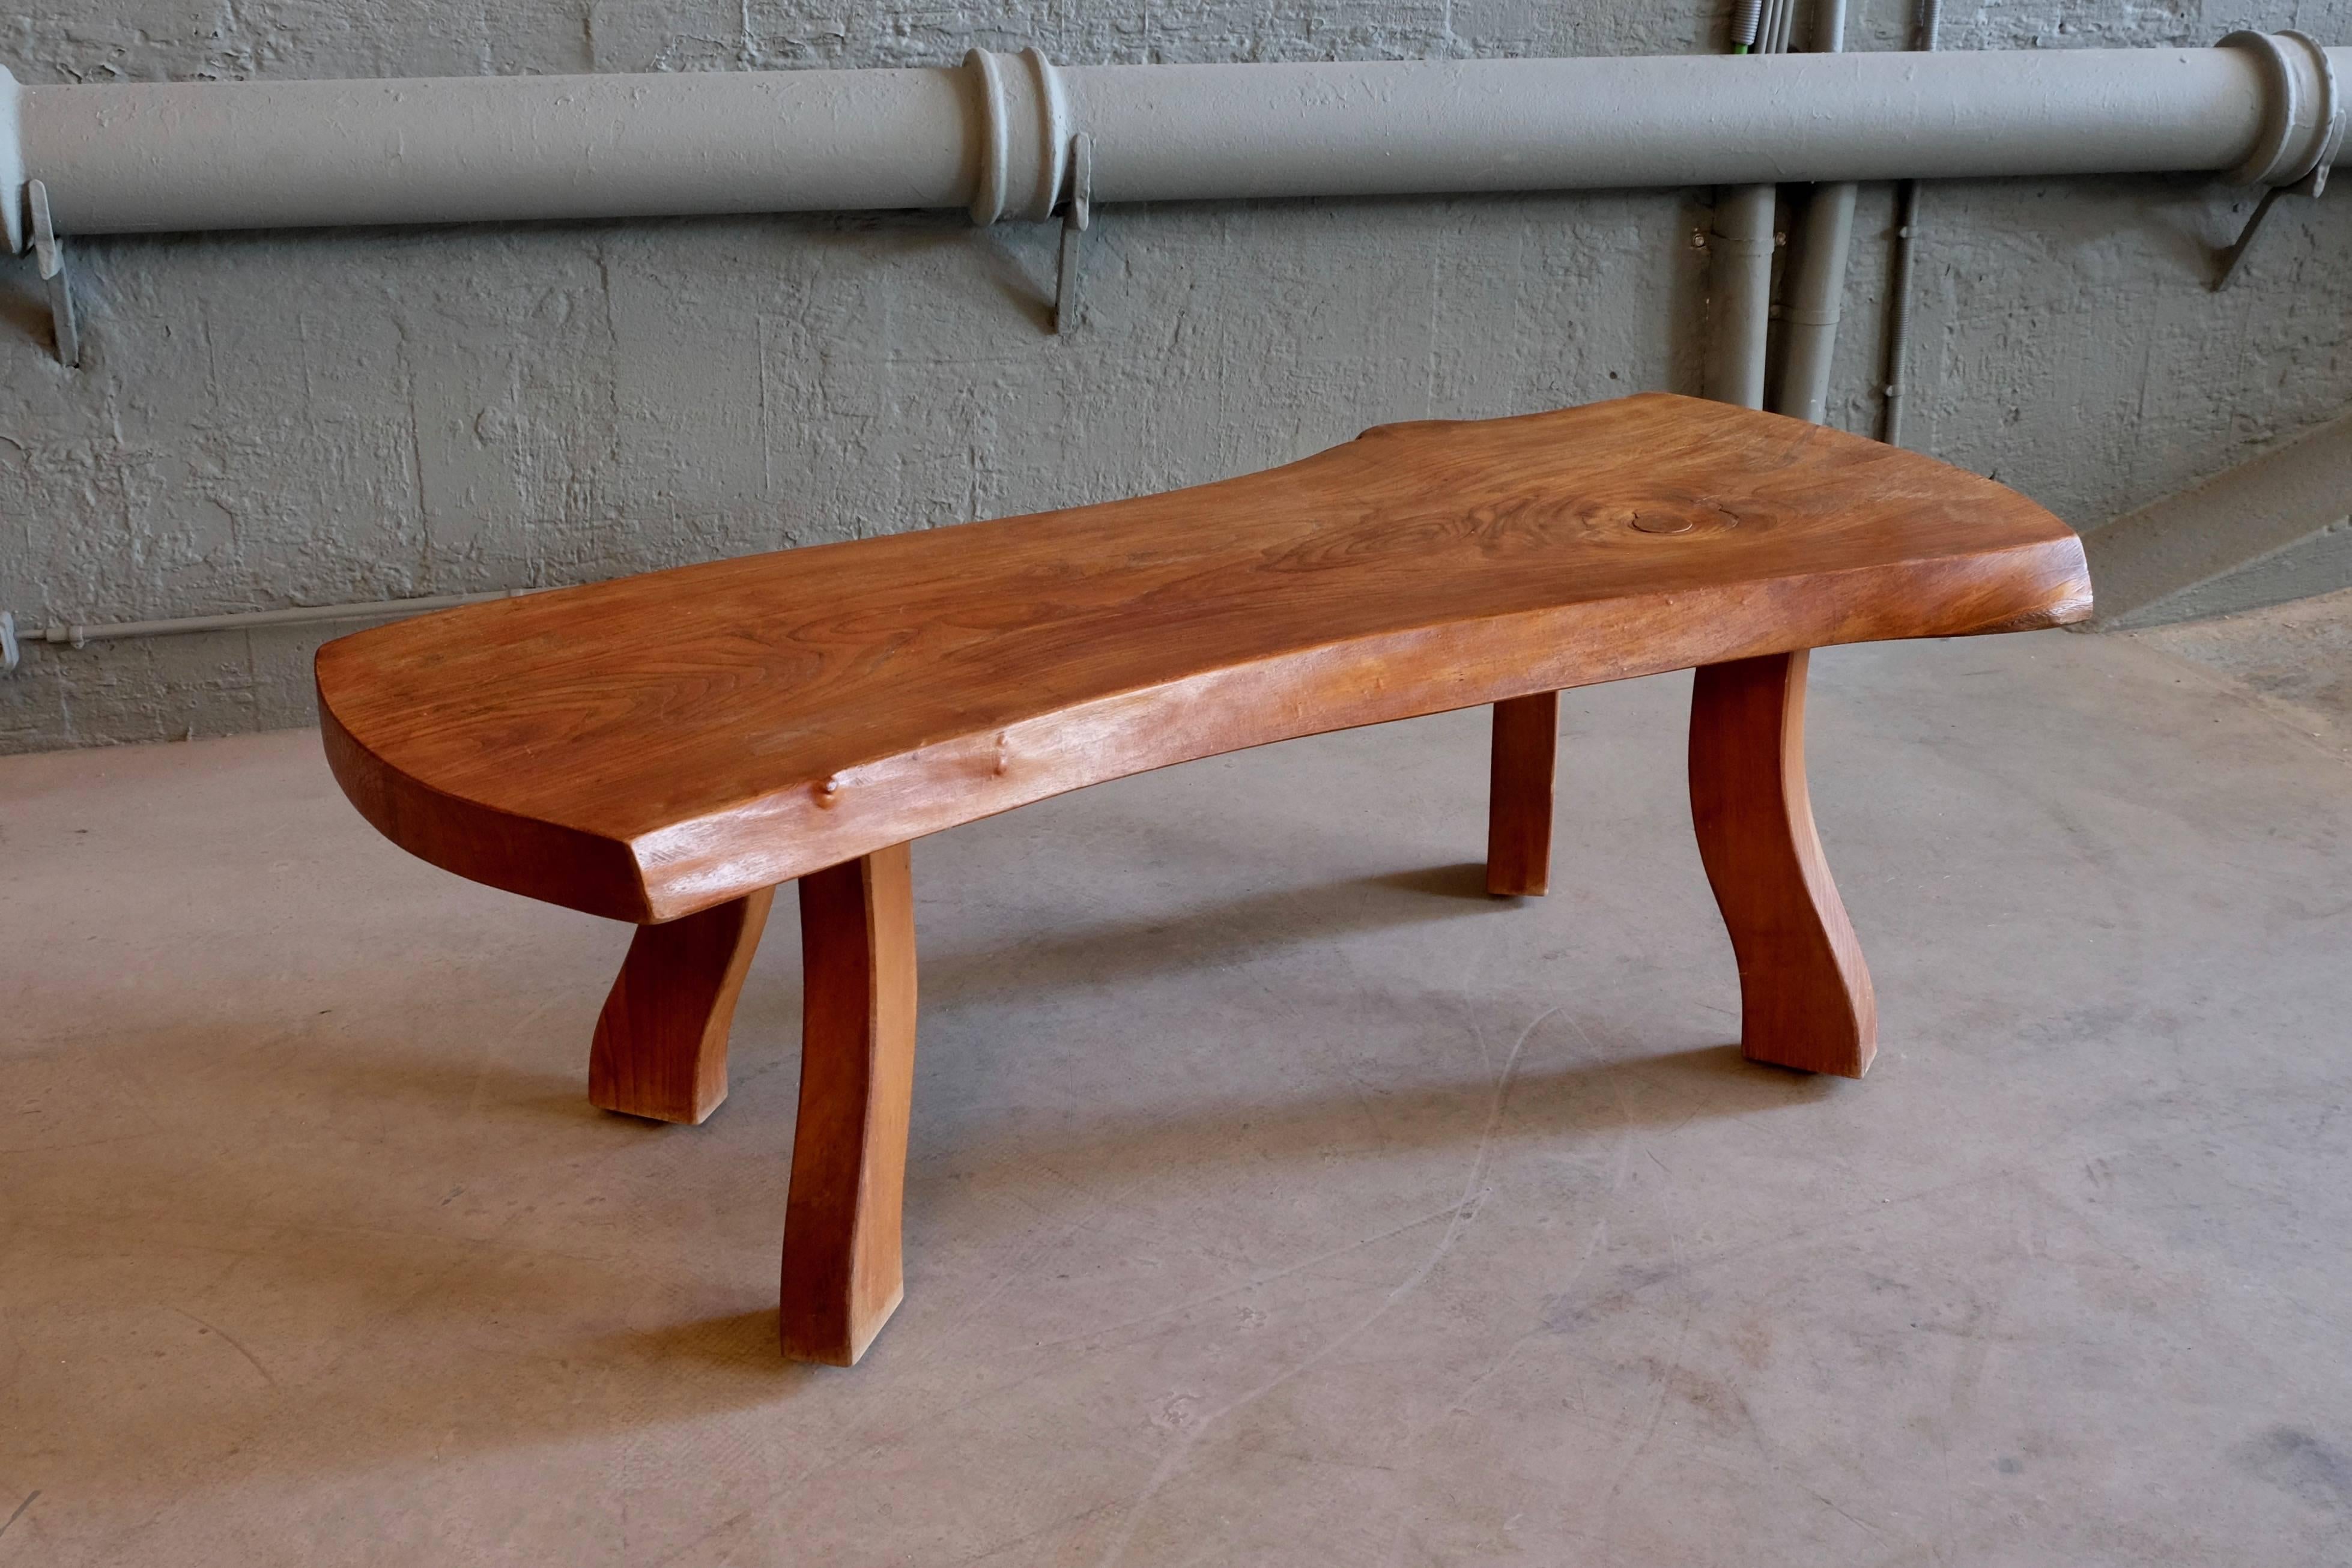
(1053, 133), (1093, 334)
(2221, 31), (2343, 187)
(2208, 31), (2341, 288)
(26, 177), (75, 365)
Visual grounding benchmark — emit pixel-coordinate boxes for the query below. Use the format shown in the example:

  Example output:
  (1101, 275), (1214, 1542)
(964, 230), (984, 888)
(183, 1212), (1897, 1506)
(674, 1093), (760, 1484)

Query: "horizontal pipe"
(2, 40), (2344, 246)
(8, 589), (540, 650)
(1068, 49), (2306, 201)
(18, 68), (975, 237)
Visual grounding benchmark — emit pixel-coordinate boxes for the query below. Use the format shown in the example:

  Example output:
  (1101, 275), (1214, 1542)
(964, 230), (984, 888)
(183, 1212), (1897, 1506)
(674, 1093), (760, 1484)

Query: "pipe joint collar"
(2220, 31), (2344, 189)
(965, 47), (1074, 225)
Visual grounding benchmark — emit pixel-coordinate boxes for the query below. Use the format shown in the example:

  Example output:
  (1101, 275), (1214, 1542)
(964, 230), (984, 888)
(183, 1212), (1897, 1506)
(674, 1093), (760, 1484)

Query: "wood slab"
(317, 393), (2090, 922)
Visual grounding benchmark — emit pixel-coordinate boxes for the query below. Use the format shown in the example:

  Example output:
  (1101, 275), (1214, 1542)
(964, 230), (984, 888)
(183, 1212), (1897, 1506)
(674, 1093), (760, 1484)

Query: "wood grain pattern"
(587, 887), (773, 1125)
(315, 393), (2091, 923)
(1688, 652), (1877, 1077)
(778, 842), (918, 1366)
(1487, 692), (1559, 897)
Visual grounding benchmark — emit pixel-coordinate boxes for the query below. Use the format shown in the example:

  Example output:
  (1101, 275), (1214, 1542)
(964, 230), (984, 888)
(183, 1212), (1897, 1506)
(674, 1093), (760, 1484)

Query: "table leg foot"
(1689, 652), (1876, 1078)
(1488, 691), (1559, 897)
(589, 888), (775, 1125)
(779, 842), (919, 1364)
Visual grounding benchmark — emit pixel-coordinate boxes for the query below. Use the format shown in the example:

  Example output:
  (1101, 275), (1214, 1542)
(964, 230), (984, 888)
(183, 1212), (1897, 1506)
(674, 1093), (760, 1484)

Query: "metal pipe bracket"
(1053, 132), (1093, 333)
(27, 178), (78, 365)
(2212, 32), (2342, 286)
(2220, 31), (2345, 190)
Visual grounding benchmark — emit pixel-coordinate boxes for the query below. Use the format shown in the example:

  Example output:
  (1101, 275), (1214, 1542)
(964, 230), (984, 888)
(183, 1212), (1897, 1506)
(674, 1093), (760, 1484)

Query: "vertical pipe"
(0, 66), (22, 253)
(1879, 184), (1924, 446)
(1881, 0), (1945, 447)
(1729, 0), (1765, 51)
(1708, 0), (1790, 409)
(1776, 182), (1856, 422)
(1772, 0), (1856, 423)
(1706, 186), (1777, 407)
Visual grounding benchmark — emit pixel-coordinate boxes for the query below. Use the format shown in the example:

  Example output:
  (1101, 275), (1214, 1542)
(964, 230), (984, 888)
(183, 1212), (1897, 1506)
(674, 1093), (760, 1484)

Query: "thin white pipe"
(2, 41), (2344, 251)
(10, 589), (539, 649)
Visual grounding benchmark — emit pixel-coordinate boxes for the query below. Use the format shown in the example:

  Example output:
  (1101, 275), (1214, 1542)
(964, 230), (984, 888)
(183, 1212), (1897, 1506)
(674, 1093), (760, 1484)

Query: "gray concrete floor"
(4, 628), (2350, 1567)
(2130, 583), (2352, 755)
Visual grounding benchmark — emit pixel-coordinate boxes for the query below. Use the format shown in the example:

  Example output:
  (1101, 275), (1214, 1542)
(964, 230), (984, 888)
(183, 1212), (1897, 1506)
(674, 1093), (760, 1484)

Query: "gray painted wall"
(4, 1), (2349, 751)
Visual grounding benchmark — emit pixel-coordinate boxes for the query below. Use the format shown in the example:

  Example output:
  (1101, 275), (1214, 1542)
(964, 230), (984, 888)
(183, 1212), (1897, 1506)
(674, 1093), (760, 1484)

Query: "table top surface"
(317, 393), (2091, 921)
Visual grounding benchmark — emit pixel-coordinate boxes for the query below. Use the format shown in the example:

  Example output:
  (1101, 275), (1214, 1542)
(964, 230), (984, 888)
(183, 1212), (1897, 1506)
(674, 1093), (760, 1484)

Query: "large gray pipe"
(1775, 183), (1858, 422)
(2, 67), (978, 244)
(1705, 0), (1794, 413)
(1704, 184), (1777, 409)
(1774, 0), (1858, 425)
(2, 37), (2345, 252)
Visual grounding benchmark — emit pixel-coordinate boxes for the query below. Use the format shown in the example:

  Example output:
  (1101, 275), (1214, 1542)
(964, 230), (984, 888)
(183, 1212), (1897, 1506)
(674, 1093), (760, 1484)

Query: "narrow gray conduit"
(1879, 0), (1947, 447)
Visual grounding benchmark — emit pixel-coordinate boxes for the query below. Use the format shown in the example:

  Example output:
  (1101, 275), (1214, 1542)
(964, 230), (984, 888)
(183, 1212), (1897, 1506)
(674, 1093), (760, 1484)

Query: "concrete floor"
(4, 627), (2350, 1567)
(2131, 583), (2352, 755)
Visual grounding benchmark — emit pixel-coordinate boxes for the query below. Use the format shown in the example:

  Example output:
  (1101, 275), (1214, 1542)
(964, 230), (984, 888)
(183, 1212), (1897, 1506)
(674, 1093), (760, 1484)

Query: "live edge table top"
(316, 393), (2092, 924)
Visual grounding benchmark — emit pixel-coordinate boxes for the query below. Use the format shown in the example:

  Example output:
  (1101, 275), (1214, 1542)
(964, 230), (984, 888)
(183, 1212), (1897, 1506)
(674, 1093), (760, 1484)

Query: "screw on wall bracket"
(1053, 133), (1092, 335)
(27, 181), (79, 366)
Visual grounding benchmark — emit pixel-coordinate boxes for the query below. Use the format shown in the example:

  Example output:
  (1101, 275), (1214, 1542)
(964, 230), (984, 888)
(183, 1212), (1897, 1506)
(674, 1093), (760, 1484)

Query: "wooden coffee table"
(317, 393), (2092, 1363)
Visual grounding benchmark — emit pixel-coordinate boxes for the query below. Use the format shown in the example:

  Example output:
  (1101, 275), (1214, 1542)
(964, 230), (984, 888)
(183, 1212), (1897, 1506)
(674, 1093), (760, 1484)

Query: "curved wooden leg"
(780, 841), (918, 1366)
(589, 888), (775, 1125)
(1688, 652), (1877, 1077)
(1488, 691), (1559, 896)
